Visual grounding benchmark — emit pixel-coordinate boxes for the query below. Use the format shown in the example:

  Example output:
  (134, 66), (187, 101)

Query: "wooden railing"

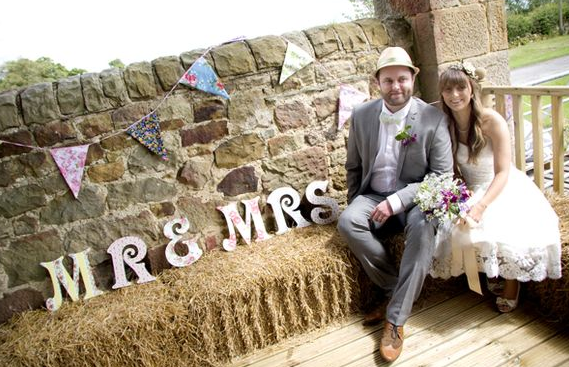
(480, 85), (569, 194)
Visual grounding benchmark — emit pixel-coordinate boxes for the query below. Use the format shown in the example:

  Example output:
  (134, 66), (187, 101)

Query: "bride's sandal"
(496, 281), (520, 313)
(486, 277), (504, 296)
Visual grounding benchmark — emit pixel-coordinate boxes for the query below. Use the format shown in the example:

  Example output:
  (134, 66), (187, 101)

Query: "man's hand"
(370, 200), (393, 223)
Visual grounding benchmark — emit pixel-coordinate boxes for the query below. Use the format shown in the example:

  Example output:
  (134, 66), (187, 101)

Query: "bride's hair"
(438, 66), (486, 171)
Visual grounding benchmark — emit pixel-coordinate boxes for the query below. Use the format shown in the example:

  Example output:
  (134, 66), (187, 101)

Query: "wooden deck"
(228, 291), (569, 367)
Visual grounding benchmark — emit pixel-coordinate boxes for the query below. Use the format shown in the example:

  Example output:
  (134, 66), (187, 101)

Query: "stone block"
(316, 60), (357, 82)
(81, 73), (112, 112)
(0, 90), (23, 131)
(176, 196), (226, 231)
(228, 89), (272, 132)
(13, 214), (40, 236)
(57, 76), (85, 115)
(101, 134), (137, 151)
(77, 113), (114, 139)
(0, 288), (44, 324)
(88, 160), (125, 183)
(150, 202), (176, 218)
(106, 177), (177, 210)
(20, 83), (60, 125)
(0, 159), (20, 187)
(177, 156), (213, 189)
(180, 49), (210, 70)
(146, 244), (172, 274)
(429, 0), (460, 10)
(274, 100), (313, 132)
(312, 89), (339, 120)
(100, 68), (130, 107)
(0, 229), (62, 286)
(268, 133), (304, 157)
(127, 144), (180, 175)
(153, 56), (185, 91)
(180, 119), (228, 147)
(124, 62), (157, 99)
(40, 185), (107, 225)
(304, 25), (340, 58)
(333, 22), (369, 52)
(390, 0), (431, 15)
(0, 130), (33, 158)
(217, 166), (258, 197)
(214, 134), (266, 168)
(262, 146), (328, 192)
(33, 121), (76, 147)
(111, 101), (152, 129)
(0, 184), (47, 218)
(158, 95), (194, 125)
(64, 211), (161, 263)
(194, 99), (226, 123)
(18, 151), (55, 178)
(248, 35), (287, 70)
(211, 42), (256, 77)
(281, 31), (315, 58)
(431, 4), (490, 63)
(413, 13), (438, 68)
(355, 19), (390, 49)
(487, 0), (508, 52)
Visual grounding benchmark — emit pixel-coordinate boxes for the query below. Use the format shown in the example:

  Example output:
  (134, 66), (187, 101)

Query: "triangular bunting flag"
(127, 113), (168, 160)
(279, 42), (314, 84)
(179, 57), (230, 99)
(338, 84), (369, 129)
(50, 144), (90, 199)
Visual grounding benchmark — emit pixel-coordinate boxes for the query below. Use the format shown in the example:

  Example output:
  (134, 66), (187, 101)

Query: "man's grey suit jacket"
(345, 96), (453, 209)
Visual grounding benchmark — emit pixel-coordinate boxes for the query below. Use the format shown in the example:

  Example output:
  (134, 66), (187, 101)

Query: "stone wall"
(375, 0), (510, 102)
(0, 18), (410, 322)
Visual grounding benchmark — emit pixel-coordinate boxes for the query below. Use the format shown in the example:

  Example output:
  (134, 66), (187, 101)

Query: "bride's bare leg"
(496, 279), (520, 313)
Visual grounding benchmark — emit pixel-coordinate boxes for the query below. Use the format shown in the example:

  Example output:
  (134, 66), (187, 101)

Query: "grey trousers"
(337, 193), (437, 326)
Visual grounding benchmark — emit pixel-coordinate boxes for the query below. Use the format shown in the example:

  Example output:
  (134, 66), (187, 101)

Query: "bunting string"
(0, 35), (369, 198)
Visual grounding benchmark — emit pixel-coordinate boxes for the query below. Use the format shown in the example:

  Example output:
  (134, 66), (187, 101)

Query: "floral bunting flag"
(179, 57), (230, 99)
(50, 144), (90, 199)
(279, 42), (314, 84)
(127, 113), (168, 160)
(338, 84), (369, 129)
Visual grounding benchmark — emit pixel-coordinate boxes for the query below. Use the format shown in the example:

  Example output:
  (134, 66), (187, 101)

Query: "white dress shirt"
(370, 100), (412, 214)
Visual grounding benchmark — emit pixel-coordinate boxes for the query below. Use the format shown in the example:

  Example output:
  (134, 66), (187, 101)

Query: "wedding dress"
(430, 141), (562, 282)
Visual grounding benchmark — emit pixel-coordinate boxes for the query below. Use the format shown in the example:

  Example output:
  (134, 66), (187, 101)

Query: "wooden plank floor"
(228, 292), (569, 367)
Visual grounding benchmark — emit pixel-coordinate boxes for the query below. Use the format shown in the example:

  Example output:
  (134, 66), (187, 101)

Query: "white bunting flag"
(279, 42), (314, 84)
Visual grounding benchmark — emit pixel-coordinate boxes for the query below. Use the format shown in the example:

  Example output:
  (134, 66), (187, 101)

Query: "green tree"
(345, 0), (374, 19)
(108, 59), (125, 69)
(0, 57), (86, 92)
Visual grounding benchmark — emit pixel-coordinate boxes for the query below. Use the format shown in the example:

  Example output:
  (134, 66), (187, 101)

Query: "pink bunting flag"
(338, 84), (369, 129)
(50, 145), (90, 199)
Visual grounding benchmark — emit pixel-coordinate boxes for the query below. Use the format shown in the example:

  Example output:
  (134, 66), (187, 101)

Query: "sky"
(1, 0), (356, 73)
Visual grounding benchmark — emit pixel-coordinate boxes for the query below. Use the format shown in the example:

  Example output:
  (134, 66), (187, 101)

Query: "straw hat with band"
(375, 47), (420, 77)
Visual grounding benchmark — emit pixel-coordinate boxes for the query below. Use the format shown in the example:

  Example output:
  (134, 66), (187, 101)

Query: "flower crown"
(449, 62), (480, 81)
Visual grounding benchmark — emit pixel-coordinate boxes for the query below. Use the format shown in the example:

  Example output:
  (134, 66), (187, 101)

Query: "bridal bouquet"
(414, 172), (471, 225)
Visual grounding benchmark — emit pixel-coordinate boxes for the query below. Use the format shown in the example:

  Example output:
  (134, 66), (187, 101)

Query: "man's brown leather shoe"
(362, 306), (384, 326)
(379, 322), (404, 362)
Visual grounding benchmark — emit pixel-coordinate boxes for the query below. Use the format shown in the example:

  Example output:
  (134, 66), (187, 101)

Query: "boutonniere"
(395, 125), (417, 146)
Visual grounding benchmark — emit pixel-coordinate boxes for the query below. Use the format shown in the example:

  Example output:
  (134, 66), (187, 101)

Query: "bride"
(430, 62), (562, 312)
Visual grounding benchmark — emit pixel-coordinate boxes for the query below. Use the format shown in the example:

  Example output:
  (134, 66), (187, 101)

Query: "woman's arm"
(468, 108), (511, 222)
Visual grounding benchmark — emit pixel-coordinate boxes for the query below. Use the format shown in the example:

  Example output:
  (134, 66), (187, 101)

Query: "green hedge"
(507, 3), (569, 44)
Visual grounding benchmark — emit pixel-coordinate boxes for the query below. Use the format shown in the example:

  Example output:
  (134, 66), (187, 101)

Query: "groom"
(337, 47), (452, 362)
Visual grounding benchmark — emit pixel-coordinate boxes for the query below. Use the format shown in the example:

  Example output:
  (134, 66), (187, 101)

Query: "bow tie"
(380, 112), (402, 125)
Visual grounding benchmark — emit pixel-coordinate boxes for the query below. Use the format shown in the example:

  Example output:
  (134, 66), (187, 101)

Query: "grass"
(508, 35), (569, 69)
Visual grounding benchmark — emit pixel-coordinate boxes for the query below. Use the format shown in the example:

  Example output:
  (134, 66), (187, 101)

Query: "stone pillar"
(376, 0), (510, 103)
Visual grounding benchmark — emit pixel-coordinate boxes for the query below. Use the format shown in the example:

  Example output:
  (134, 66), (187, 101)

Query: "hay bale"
(0, 225), (368, 367)
(526, 193), (569, 321)
(0, 221), (470, 366)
